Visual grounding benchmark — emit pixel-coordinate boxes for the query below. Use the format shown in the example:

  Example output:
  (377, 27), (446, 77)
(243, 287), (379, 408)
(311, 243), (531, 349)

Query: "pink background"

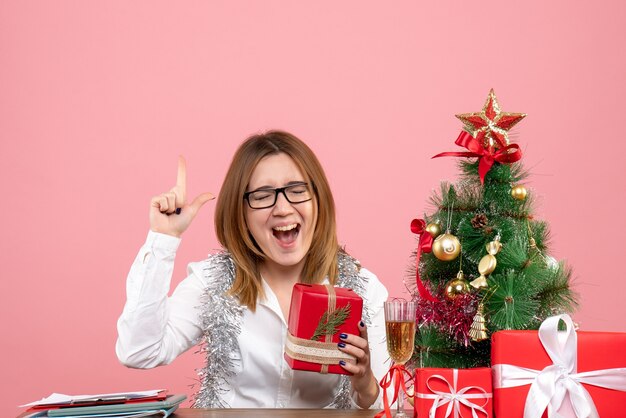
(2, 1), (625, 416)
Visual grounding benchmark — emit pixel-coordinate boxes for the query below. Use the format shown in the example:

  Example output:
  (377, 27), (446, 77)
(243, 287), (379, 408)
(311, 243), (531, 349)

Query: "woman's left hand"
(337, 321), (380, 408)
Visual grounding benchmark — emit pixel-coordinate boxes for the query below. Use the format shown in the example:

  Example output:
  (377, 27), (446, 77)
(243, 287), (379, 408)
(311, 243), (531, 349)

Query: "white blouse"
(116, 231), (389, 408)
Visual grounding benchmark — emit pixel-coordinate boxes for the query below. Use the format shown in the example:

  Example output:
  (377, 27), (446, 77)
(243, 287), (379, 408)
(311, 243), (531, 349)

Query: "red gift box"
(492, 314), (626, 417)
(415, 367), (493, 418)
(284, 283), (363, 375)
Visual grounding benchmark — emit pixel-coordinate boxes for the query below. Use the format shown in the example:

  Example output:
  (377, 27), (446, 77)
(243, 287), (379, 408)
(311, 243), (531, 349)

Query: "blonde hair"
(214, 130), (340, 311)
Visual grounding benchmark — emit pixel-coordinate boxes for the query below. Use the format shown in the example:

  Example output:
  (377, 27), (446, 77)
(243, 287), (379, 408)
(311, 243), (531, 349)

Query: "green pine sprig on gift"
(310, 303), (351, 341)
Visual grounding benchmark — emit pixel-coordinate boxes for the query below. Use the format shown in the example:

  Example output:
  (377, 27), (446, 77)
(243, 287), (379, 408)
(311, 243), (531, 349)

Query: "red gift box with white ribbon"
(284, 283), (363, 375)
(492, 314), (626, 417)
(415, 367), (493, 418)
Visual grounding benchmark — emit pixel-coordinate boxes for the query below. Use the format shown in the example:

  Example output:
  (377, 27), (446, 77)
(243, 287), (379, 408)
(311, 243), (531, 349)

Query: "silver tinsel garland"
(193, 250), (371, 409)
(329, 251), (371, 409)
(193, 253), (243, 408)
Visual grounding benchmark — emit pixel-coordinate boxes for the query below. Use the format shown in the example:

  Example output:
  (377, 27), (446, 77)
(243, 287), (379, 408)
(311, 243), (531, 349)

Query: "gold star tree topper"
(455, 89), (526, 150)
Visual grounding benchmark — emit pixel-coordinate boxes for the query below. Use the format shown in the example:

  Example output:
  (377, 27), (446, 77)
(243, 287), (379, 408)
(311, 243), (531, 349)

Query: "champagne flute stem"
(396, 370), (406, 417)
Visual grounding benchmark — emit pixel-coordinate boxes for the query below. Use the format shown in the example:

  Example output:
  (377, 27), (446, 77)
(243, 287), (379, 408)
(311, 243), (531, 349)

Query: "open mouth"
(272, 223), (301, 245)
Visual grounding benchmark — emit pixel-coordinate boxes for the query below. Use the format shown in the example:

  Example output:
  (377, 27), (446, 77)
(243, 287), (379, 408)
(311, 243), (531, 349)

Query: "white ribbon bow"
(493, 314), (626, 418)
(416, 368), (491, 418)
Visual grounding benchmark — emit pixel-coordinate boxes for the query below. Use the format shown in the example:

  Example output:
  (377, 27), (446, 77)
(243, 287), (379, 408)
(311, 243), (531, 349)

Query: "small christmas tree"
(408, 89), (577, 368)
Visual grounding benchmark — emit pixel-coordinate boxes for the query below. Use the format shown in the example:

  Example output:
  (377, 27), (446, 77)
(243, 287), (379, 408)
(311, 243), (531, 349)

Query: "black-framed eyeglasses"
(244, 182), (313, 209)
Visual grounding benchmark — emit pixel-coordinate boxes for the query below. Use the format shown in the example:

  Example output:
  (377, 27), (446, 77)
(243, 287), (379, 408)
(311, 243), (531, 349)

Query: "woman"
(116, 130), (388, 409)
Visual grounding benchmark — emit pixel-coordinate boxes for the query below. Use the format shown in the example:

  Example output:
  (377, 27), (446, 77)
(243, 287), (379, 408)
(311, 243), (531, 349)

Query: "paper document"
(50, 406), (177, 418)
(47, 405), (178, 418)
(20, 390), (166, 407)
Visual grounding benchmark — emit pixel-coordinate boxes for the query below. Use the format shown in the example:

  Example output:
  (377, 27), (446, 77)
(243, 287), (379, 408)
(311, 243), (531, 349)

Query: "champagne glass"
(384, 300), (417, 418)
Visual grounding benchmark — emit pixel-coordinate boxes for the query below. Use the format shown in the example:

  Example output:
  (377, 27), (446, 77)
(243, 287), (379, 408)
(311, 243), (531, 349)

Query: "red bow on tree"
(410, 219), (439, 303)
(432, 131), (522, 184)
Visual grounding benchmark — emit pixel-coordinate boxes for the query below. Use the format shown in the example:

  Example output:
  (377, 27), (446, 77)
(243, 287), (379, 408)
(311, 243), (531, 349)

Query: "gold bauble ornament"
(511, 185), (527, 200)
(445, 271), (470, 299)
(425, 222), (442, 238)
(432, 232), (461, 261)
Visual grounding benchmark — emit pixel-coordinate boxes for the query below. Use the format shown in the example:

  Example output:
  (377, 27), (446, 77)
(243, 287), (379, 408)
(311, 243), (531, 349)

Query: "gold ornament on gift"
(511, 185), (528, 201)
(470, 236), (502, 289)
(433, 232), (462, 261)
(425, 221), (442, 238)
(469, 303), (488, 342)
(445, 270), (470, 299)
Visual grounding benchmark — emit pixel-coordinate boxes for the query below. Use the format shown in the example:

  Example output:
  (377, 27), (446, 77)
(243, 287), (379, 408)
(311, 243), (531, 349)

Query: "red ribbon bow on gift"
(410, 219), (439, 303)
(433, 131), (523, 184)
(416, 369), (491, 418)
(376, 364), (416, 418)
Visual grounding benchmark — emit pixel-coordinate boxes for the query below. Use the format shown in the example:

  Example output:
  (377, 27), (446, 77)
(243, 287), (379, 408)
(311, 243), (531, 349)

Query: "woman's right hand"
(149, 156), (215, 238)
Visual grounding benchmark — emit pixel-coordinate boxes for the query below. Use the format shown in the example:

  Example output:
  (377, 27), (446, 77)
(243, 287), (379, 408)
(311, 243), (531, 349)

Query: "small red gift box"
(284, 283), (363, 375)
(415, 367), (493, 418)
(492, 314), (626, 417)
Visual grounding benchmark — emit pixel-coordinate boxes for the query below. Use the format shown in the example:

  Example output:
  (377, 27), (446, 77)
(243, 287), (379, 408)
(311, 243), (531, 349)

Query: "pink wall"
(2, 1), (625, 416)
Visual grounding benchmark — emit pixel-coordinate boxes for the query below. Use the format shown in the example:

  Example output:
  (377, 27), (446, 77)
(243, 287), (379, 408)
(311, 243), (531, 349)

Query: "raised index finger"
(176, 155), (187, 202)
